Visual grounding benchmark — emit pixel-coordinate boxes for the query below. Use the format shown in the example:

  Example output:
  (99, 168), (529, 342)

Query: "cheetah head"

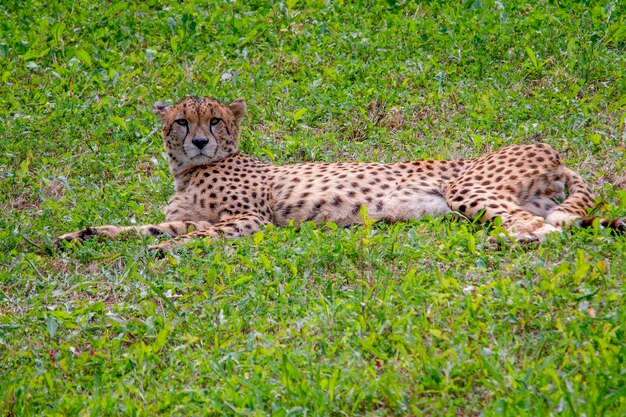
(152, 96), (246, 173)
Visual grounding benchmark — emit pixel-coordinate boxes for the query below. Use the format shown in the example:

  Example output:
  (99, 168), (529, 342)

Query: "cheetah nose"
(192, 138), (209, 150)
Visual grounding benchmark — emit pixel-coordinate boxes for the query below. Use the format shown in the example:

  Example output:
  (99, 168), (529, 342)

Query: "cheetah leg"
(55, 220), (215, 244)
(545, 168), (595, 227)
(148, 214), (270, 252)
(544, 169), (625, 233)
(445, 188), (559, 242)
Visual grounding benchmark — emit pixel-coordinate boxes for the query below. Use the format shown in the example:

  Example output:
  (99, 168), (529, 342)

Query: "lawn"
(1, 0), (626, 415)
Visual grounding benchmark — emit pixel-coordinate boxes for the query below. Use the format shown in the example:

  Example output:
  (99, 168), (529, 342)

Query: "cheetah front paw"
(55, 227), (99, 245)
(55, 225), (127, 247)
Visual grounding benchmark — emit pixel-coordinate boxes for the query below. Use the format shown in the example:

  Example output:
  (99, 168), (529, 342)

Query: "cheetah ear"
(152, 101), (171, 120)
(229, 98), (246, 126)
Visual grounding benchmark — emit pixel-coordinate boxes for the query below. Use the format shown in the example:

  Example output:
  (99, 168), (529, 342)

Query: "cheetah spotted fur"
(57, 96), (624, 252)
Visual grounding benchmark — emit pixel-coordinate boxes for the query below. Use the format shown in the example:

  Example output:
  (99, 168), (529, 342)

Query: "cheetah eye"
(175, 118), (188, 126)
(210, 117), (221, 126)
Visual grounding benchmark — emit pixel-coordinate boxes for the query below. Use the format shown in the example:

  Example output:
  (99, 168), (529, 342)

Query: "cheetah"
(56, 96), (624, 252)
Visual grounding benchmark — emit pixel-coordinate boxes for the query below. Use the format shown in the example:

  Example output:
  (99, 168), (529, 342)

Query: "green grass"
(2, 0), (626, 415)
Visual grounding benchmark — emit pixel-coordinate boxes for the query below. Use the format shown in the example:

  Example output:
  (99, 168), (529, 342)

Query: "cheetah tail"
(577, 217), (626, 234)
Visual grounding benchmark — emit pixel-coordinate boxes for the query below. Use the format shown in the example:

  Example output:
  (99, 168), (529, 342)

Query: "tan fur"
(57, 96), (604, 251)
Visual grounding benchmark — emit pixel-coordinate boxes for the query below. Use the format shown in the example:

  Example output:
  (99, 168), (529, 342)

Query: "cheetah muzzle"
(56, 96), (624, 252)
